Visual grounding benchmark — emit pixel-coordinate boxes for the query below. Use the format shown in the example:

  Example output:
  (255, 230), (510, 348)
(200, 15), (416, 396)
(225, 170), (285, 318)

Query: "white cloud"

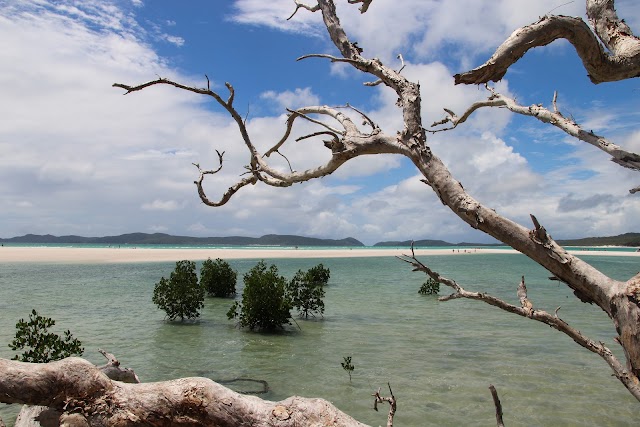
(260, 87), (321, 111)
(229, 0), (323, 36)
(471, 132), (526, 173)
(141, 200), (183, 211)
(0, 1), (224, 237)
(0, 0), (638, 245)
(159, 33), (185, 47)
(229, 0), (584, 65)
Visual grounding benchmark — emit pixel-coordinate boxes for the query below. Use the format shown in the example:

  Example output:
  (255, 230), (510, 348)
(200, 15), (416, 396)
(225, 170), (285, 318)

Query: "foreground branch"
(398, 245), (640, 402)
(455, 10), (640, 85)
(1, 357), (367, 426)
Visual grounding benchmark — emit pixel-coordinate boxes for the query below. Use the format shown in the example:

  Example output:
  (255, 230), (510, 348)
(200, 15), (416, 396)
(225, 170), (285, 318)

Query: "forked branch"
(397, 244), (640, 402)
(431, 86), (640, 191)
(455, 5), (640, 85)
(372, 383), (396, 427)
(288, 0), (372, 21)
(114, 78), (409, 206)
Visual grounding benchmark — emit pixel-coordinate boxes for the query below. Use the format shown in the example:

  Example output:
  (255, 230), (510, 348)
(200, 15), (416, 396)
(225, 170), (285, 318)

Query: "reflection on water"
(0, 254), (638, 426)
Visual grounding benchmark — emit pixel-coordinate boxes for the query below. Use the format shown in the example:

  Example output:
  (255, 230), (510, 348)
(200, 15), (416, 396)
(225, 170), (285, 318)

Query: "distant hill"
(557, 232), (640, 247)
(374, 232), (640, 247)
(0, 233), (365, 247)
(373, 239), (455, 247)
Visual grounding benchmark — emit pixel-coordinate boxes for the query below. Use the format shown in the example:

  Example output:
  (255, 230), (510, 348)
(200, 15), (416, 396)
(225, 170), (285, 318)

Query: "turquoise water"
(1, 253), (639, 425)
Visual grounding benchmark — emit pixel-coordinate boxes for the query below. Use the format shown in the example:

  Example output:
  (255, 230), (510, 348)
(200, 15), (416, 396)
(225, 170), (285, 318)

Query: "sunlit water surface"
(1, 253), (638, 426)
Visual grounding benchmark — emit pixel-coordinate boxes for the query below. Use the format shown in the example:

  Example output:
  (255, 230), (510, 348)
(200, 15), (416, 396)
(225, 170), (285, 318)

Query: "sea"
(1, 245), (639, 426)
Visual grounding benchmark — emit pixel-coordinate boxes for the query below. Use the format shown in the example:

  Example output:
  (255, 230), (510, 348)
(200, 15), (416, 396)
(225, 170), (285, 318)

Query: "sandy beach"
(0, 246), (637, 263)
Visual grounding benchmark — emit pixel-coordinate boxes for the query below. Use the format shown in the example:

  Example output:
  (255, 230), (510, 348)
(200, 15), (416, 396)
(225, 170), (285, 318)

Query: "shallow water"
(1, 254), (638, 426)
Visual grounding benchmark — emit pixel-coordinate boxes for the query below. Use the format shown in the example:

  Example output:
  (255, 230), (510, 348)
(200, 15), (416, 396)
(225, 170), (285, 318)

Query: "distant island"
(1, 232), (639, 247)
(0, 233), (365, 247)
(556, 232), (640, 247)
(374, 232), (640, 247)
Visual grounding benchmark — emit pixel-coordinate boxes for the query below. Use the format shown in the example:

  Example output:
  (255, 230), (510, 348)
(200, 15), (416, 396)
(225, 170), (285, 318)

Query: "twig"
(489, 384), (504, 427)
(287, 1), (320, 21)
(372, 383), (396, 427)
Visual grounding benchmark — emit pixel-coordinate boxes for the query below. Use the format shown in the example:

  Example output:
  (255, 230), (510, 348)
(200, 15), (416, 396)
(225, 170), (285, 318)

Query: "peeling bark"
(1, 358), (367, 427)
(455, 1), (640, 84)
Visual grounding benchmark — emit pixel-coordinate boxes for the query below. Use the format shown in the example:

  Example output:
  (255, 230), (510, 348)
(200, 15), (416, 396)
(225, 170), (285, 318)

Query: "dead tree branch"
(347, 0), (373, 14)
(455, 1), (640, 84)
(114, 77), (410, 206)
(372, 383), (396, 427)
(287, 1), (320, 21)
(397, 244), (640, 402)
(489, 385), (504, 427)
(431, 86), (640, 185)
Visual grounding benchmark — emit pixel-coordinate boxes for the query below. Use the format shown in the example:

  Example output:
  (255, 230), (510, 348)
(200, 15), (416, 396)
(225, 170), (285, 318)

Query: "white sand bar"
(0, 246), (637, 264)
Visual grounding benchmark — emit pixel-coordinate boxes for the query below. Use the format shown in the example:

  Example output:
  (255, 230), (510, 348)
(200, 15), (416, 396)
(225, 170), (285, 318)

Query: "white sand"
(0, 246), (636, 263)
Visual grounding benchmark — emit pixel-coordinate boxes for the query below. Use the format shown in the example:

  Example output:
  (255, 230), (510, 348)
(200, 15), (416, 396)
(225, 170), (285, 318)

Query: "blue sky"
(0, 0), (639, 245)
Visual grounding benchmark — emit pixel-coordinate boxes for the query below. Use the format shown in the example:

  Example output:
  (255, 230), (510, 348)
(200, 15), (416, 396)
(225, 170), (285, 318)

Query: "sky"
(0, 0), (639, 245)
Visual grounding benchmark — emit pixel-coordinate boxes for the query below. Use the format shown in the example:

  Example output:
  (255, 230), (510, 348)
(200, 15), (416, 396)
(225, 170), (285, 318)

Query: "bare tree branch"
(372, 383), (396, 427)
(287, 1), (320, 21)
(114, 75), (412, 204)
(397, 244), (640, 402)
(489, 385), (505, 427)
(431, 86), (640, 191)
(347, 0), (373, 14)
(587, 0), (640, 58)
(455, 4), (640, 85)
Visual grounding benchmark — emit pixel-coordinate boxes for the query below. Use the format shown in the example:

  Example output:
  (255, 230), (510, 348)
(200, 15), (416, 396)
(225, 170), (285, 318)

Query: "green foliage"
(227, 260), (292, 331)
(9, 309), (83, 363)
(152, 260), (205, 321)
(419, 278), (440, 295)
(341, 356), (354, 382)
(287, 263), (330, 318)
(201, 258), (237, 298)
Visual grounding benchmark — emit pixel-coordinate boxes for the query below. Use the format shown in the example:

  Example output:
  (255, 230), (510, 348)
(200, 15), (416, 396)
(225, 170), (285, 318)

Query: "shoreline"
(0, 246), (637, 264)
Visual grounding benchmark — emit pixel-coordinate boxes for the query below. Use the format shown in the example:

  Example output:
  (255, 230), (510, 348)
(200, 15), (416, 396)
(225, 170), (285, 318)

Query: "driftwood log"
(1, 356), (368, 427)
(11, 350), (141, 427)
